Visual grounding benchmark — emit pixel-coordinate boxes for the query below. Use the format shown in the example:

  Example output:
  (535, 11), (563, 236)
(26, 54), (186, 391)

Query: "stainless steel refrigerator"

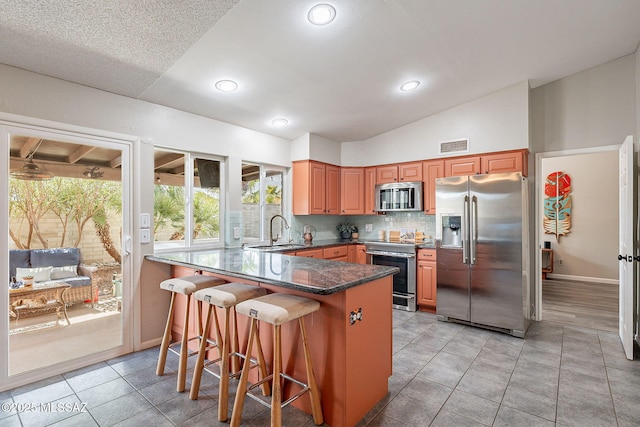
(435, 172), (530, 337)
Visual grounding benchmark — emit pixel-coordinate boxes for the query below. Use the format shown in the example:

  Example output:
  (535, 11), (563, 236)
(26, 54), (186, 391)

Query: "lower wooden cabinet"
(355, 244), (368, 264)
(324, 245), (349, 261)
(295, 248), (324, 258)
(417, 249), (437, 307)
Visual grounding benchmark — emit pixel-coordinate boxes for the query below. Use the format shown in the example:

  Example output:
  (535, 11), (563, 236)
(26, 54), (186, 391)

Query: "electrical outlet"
(365, 224), (373, 232)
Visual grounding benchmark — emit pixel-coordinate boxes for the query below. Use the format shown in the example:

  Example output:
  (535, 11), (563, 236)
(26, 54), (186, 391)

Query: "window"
(154, 149), (223, 250)
(242, 162), (284, 244)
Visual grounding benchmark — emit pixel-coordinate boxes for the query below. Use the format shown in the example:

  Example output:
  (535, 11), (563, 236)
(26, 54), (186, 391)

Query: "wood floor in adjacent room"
(542, 278), (618, 333)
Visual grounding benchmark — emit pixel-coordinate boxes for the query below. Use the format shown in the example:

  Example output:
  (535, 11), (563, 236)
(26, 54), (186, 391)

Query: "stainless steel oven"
(365, 241), (417, 311)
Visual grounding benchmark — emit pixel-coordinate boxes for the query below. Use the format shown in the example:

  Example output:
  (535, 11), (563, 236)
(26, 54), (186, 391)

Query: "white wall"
(341, 81), (530, 166)
(0, 64), (291, 165)
(540, 151), (618, 281)
(290, 133), (342, 165)
(530, 53), (638, 284)
(531, 54), (637, 153)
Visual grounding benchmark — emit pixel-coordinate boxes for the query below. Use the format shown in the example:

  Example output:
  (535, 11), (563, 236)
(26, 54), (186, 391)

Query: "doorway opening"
(537, 148), (619, 333)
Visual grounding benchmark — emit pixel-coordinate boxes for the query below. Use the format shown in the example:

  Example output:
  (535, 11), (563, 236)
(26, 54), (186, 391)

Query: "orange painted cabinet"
(399, 162), (423, 182)
(481, 150), (528, 176)
(347, 244), (357, 263)
(355, 244), (368, 264)
(295, 248), (324, 258)
(417, 249), (437, 307)
(376, 165), (398, 184)
(423, 159), (444, 215)
(325, 164), (341, 214)
(377, 162), (423, 184)
(364, 167), (377, 215)
(444, 156), (481, 176)
(293, 160), (341, 215)
(324, 245), (349, 261)
(340, 167), (365, 215)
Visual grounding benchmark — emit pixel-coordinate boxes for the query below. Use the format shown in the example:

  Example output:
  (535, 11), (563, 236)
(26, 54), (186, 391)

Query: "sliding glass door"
(1, 123), (132, 385)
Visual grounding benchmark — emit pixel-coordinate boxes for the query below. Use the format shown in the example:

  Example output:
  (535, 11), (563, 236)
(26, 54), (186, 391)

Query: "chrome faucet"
(269, 214), (290, 246)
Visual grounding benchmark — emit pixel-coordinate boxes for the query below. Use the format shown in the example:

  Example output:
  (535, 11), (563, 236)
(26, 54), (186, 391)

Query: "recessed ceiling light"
(271, 118), (289, 127)
(400, 80), (420, 91)
(215, 80), (238, 92)
(308, 4), (336, 25)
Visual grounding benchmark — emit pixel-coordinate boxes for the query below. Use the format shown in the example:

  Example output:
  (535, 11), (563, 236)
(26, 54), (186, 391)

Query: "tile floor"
(1, 310), (639, 426)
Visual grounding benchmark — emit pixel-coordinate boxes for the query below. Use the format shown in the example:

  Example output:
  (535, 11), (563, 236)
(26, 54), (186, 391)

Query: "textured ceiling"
(1, 0), (639, 142)
(0, 0), (239, 96)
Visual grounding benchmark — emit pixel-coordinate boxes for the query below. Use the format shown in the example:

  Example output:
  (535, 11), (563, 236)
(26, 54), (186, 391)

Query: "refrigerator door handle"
(470, 195), (478, 265)
(463, 195), (469, 264)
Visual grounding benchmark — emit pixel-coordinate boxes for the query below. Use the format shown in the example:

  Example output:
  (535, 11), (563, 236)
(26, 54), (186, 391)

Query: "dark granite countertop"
(146, 248), (398, 295)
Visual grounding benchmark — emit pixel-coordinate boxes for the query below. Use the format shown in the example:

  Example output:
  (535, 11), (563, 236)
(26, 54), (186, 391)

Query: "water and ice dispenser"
(441, 215), (462, 247)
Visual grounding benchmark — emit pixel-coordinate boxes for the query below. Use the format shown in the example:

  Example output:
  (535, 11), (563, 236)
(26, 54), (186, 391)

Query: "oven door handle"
(366, 250), (416, 258)
(392, 293), (416, 300)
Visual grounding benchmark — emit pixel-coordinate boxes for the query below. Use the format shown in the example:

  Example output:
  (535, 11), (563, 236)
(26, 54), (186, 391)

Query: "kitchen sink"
(243, 243), (307, 252)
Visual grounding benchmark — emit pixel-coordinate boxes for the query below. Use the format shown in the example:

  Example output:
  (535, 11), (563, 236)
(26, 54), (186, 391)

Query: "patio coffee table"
(9, 282), (71, 325)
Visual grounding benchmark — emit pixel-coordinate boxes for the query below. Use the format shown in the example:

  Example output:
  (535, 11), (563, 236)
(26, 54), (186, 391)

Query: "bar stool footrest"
(246, 372), (310, 409)
(167, 336), (202, 359)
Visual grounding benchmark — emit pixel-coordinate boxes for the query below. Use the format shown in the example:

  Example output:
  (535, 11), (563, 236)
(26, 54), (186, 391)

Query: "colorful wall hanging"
(543, 171), (572, 241)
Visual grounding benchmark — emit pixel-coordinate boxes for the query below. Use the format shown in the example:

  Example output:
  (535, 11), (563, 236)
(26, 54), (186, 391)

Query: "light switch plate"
(233, 227), (241, 239)
(140, 213), (150, 228)
(140, 229), (150, 244)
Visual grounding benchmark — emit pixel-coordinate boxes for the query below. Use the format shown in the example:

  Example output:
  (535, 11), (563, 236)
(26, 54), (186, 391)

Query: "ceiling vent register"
(439, 138), (469, 155)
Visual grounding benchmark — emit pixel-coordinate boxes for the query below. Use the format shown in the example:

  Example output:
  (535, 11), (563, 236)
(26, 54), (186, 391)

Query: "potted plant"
(337, 223), (358, 240)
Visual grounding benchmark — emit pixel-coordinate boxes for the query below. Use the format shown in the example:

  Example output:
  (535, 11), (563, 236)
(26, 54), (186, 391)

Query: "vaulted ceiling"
(1, 0), (640, 142)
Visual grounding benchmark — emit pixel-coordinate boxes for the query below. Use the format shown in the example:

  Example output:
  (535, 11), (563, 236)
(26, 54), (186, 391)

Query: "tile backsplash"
(290, 212), (436, 243)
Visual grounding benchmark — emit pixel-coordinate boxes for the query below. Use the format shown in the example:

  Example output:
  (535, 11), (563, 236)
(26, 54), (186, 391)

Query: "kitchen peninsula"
(146, 248), (398, 427)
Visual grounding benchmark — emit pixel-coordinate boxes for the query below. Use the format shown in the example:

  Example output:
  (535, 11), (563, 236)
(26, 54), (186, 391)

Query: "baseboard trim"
(546, 273), (618, 285)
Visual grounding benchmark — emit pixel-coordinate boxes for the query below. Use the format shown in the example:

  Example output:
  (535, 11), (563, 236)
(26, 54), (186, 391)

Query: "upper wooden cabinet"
(444, 156), (481, 176)
(377, 162), (423, 184)
(444, 150), (528, 177)
(423, 160), (444, 215)
(325, 164), (341, 214)
(341, 167), (365, 215)
(293, 160), (341, 215)
(399, 162), (423, 182)
(481, 150), (528, 176)
(376, 165), (398, 184)
(364, 167), (377, 215)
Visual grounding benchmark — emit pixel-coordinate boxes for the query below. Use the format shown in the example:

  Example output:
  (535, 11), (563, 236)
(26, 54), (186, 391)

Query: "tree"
(153, 185), (185, 239)
(9, 177), (123, 262)
(193, 189), (219, 238)
(10, 179), (58, 248)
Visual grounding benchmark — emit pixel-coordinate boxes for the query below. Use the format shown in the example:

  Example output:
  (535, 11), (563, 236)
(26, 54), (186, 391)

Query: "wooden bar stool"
(231, 293), (323, 427)
(156, 274), (225, 392)
(190, 283), (270, 422)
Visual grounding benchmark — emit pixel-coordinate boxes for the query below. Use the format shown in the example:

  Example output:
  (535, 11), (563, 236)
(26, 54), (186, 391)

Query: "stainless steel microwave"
(375, 181), (423, 212)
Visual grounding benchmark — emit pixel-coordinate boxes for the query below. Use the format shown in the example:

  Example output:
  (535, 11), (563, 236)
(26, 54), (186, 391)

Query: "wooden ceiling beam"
(10, 158), (121, 181)
(19, 137), (41, 158)
(67, 145), (97, 164)
(109, 154), (122, 168)
(154, 153), (184, 170)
